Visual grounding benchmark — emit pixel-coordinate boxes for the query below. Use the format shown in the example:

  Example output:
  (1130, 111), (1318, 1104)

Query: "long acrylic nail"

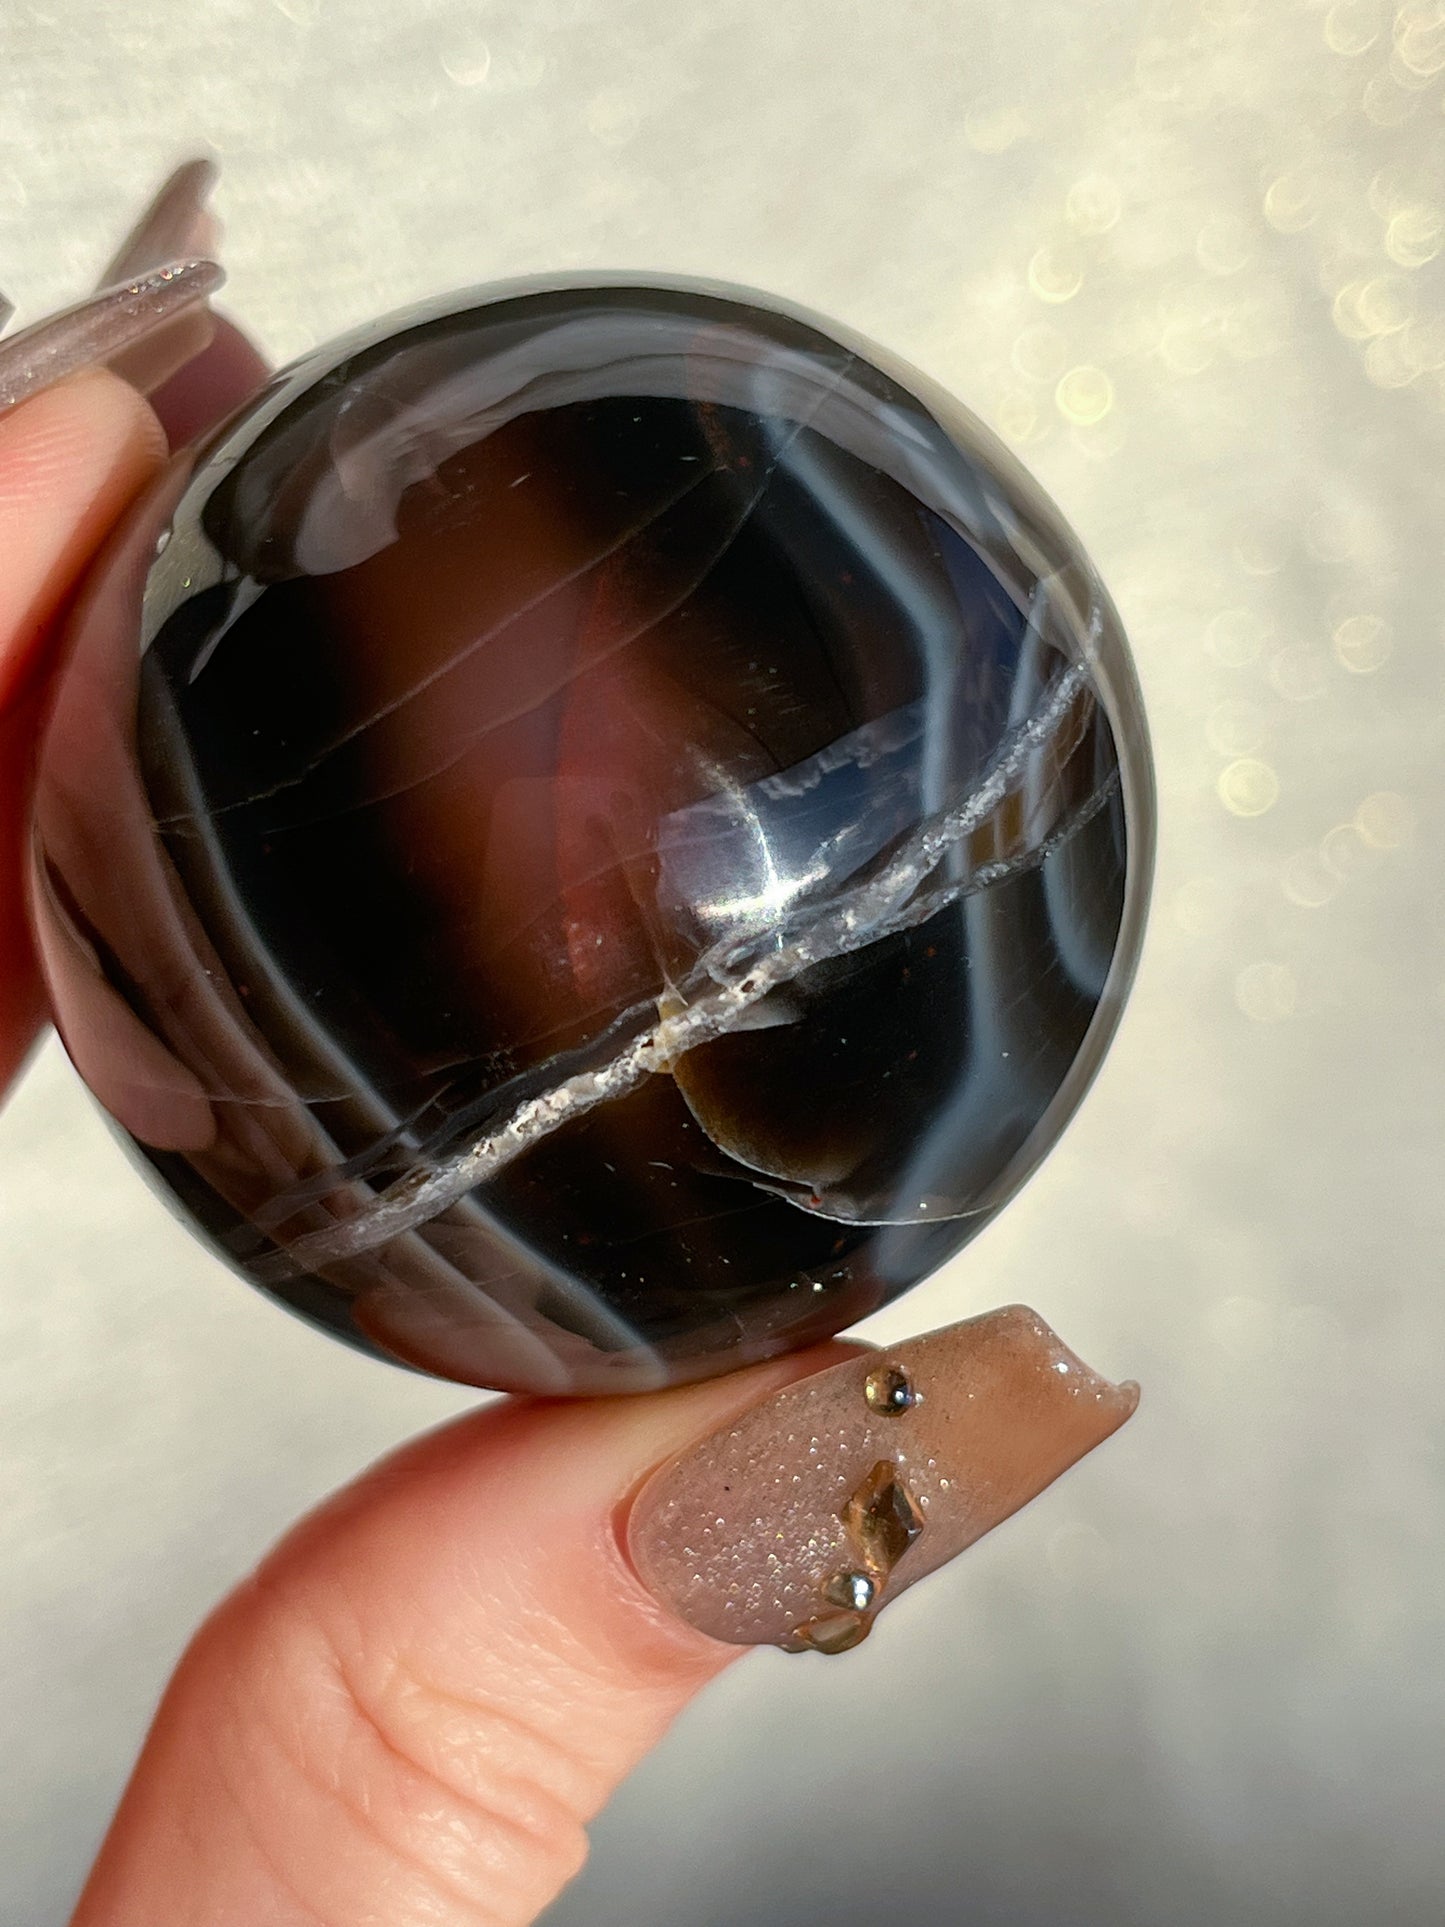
(98, 156), (220, 288)
(628, 1305), (1139, 1654)
(0, 260), (224, 415)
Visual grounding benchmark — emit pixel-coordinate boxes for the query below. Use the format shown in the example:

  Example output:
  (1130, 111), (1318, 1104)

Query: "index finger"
(0, 160), (272, 1093)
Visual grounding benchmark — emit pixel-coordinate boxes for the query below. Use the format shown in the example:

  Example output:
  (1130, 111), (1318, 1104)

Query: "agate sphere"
(30, 280), (1153, 1394)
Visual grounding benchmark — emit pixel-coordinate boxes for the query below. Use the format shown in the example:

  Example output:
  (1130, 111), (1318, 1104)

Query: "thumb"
(0, 369), (168, 1085)
(71, 1306), (1136, 1927)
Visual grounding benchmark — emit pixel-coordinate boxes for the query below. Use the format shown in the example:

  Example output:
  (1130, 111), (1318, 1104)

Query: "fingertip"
(0, 367), (167, 705)
(0, 367), (171, 1094)
(0, 362), (168, 479)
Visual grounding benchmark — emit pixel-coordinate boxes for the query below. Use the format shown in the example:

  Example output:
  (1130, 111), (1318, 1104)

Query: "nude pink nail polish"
(628, 1305), (1139, 1653)
(0, 260), (224, 415)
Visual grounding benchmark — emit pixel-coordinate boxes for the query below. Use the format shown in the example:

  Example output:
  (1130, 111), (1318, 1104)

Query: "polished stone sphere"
(31, 280), (1153, 1394)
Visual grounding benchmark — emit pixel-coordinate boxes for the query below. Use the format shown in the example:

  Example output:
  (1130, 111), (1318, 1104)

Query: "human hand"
(2, 163), (1137, 1927)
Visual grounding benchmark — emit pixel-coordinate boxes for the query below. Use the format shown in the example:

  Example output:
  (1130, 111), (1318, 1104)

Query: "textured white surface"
(2, 2), (1443, 1923)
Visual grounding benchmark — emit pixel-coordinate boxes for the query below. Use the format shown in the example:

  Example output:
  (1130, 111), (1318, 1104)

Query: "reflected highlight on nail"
(628, 1305), (1138, 1652)
(0, 260), (224, 414)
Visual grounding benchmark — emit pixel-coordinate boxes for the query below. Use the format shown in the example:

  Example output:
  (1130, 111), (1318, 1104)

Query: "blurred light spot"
(1206, 698), (1267, 756)
(1332, 280), (1377, 340)
(1055, 364), (1113, 423)
(1324, 0), (1382, 54)
(1321, 821), (1376, 877)
(1172, 875), (1227, 935)
(440, 39), (491, 85)
(1027, 244), (1084, 303)
(1011, 321), (1068, 381)
(995, 390), (1040, 443)
(1219, 758), (1280, 816)
(1395, 4), (1445, 74)
(271, 0), (319, 21)
(1385, 203), (1443, 265)
(1236, 960), (1298, 1021)
(1354, 789), (1415, 847)
(964, 102), (1029, 153)
(1389, 45), (1441, 88)
(1358, 273), (1414, 333)
(1065, 174), (1121, 235)
(1338, 280), (1414, 359)
(1333, 612), (1393, 672)
(1269, 645), (1329, 701)
(1362, 67), (1416, 124)
(1264, 170), (1317, 234)
(1207, 606), (1270, 665)
(1196, 214), (1253, 275)
(1281, 847), (1343, 907)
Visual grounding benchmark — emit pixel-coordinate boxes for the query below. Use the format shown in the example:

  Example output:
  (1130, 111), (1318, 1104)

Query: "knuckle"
(202, 1583), (594, 1927)
(331, 1634), (596, 1905)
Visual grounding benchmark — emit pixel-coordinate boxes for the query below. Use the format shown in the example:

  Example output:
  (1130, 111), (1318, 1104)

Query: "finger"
(146, 313), (270, 449)
(71, 1308), (1137, 1927)
(0, 371), (170, 1089)
(0, 171), (241, 1091)
(93, 156), (271, 447)
(98, 157), (221, 286)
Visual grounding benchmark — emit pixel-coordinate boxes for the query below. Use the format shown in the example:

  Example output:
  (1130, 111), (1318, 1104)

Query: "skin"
(6, 321), (1135, 1925)
(2, 340), (847, 1927)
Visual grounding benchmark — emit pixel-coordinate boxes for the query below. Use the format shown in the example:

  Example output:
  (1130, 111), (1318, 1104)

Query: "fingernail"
(0, 292), (14, 334)
(0, 260), (224, 415)
(628, 1305), (1139, 1654)
(97, 156), (220, 287)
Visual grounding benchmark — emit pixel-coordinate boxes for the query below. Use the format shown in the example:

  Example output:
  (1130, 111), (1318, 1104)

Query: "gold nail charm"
(863, 1362), (917, 1415)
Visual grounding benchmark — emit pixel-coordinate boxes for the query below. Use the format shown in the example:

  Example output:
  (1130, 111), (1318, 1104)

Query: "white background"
(2, 1), (1443, 1921)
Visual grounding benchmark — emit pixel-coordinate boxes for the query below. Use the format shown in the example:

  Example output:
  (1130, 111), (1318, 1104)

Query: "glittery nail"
(0, 260), (224, 415)
(627, 1305), (1139, 1653)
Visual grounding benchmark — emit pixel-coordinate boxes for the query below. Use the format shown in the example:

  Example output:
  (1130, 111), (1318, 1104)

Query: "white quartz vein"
(252, 657), (1105, 1279)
